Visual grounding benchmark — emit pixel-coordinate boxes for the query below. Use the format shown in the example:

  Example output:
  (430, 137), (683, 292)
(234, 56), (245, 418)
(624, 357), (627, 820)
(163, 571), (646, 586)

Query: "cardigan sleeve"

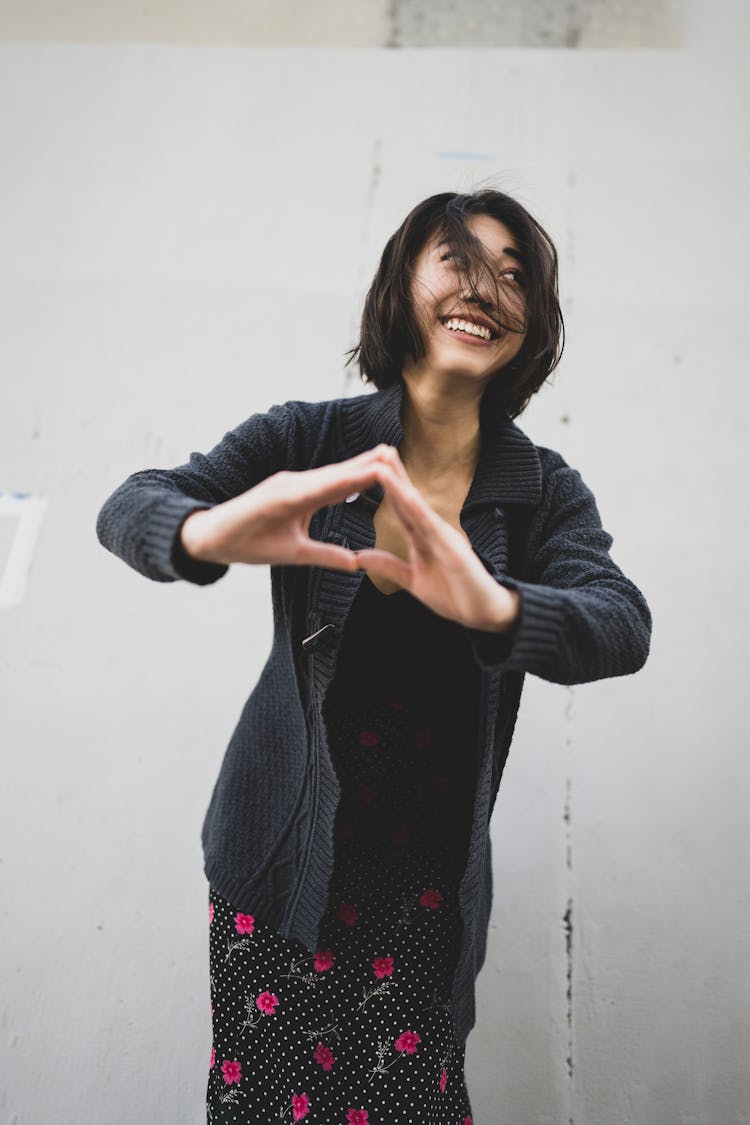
(95, 401), (295, 585)
(465, 451), (652, 684)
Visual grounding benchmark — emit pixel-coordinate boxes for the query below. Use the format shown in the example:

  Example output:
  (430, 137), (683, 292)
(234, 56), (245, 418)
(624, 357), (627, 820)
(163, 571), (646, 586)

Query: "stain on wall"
(391, 0), (682, 47)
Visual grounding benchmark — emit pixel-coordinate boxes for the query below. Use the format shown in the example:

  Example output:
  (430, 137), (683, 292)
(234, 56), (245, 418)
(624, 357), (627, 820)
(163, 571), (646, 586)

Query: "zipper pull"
(302, 623), (336, 651)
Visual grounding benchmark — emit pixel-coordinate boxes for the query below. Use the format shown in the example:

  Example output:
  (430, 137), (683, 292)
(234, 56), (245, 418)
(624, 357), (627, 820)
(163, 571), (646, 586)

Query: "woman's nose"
(460, 271), (496, 310)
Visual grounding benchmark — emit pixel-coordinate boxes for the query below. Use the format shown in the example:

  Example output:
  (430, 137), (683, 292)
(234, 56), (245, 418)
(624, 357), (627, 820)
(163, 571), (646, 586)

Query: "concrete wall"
(1, 2), (748, 1122)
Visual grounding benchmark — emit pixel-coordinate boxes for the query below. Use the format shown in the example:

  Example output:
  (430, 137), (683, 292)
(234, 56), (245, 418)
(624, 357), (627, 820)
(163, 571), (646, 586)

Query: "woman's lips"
(437, 319), (496, 346)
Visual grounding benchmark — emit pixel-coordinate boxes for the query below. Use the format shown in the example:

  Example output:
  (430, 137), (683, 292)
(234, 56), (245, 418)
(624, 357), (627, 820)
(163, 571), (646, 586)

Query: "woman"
(96, 189), (652, 1124)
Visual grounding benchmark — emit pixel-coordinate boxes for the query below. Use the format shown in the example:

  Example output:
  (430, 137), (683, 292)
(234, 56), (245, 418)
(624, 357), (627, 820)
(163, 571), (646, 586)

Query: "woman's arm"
(95, 401), (299, 585)
(96, 403), (408, 588)
(465, 450), (653, 684)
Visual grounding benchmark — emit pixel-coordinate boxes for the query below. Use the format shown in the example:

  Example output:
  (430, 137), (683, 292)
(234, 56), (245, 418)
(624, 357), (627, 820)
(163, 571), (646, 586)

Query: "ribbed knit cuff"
(466, 575), (565, 672)
(144, 493), (229, 585)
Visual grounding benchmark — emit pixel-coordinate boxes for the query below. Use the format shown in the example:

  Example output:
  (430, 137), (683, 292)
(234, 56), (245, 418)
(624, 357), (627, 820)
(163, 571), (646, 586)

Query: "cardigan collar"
(341, 376), (543, 511)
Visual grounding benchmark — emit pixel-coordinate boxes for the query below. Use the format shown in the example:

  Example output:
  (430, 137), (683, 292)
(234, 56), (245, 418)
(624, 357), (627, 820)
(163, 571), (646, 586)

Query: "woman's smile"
(437, 318), (498, 347)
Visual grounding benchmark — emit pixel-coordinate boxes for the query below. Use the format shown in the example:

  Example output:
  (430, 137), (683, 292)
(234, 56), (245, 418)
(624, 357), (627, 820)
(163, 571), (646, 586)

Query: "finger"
(296, 456), (396, 511)
(375, 452), (432, 512)
(379, 444), (413, 486)
(354, 547), (413, 588)
(293, 542), (362, 571)
(374, 463), (438, 547)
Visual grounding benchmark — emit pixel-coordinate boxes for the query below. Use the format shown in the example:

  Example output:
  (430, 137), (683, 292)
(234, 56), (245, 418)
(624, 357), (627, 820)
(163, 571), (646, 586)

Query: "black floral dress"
(206, 573), (481, 1125)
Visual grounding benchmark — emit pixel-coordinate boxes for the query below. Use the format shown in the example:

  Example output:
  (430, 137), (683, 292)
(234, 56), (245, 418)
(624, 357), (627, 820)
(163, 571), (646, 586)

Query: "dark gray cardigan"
(95, 377), (652, 1046)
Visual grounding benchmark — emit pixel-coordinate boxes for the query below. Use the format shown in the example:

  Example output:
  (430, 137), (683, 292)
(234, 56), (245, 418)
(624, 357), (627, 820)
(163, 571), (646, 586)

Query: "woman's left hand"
(354, 446), (521, 634)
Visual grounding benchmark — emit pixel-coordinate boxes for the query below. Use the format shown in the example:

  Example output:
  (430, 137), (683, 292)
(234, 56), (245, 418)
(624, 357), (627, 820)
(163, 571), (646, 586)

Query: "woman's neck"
(396, 372), (485, 489)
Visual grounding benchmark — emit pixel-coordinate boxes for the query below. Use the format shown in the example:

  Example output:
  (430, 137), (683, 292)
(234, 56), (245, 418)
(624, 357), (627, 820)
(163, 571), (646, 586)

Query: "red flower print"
(391, 826), (412, 846)
(359, 729), (380, 747)
(291, 1091), (311, 1120)
(355, 783), (376, 804)
(208, 901), (214, 924)
(210, 1045), (215, 1069)
(335, 821), (354, 840)
(314, 1042), (336, 1071)
(430, 773), (449, 789)
(372, 955), (394, 979)
(439, 1067), (447, 1092)
(419, 888), (443, 910)
(465, 1118), (473, 1124)
(221, 1059), (241, 1085)
(256, 990), (279, 1014)
(415, 728), (432, 748)
(314, 948), (334, 972)
(210, 1002), (214, 1018)
(234, 912), (255, 934)
(346, 1111), (369, 1124)
(336, 901), (358, 927)
(394, 1030), (421, 1054)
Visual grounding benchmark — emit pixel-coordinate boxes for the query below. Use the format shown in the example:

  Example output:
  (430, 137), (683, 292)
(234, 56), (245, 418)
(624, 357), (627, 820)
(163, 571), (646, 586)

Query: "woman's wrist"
(180, 508), (224, 564)
(482, 583), (521, 633)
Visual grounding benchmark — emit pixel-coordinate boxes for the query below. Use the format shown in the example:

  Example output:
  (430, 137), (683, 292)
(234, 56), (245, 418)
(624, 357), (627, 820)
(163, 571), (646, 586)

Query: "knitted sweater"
(95, 376), (652, 1046)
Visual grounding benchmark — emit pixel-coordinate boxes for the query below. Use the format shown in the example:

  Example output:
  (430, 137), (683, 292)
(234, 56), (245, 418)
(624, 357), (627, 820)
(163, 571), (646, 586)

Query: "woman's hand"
(180, 445), (400, 573)
(354, 446), (521, 634)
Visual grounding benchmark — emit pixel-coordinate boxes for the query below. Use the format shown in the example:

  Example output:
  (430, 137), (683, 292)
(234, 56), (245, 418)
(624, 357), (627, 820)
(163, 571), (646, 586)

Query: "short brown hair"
(345, 190), (564, 419)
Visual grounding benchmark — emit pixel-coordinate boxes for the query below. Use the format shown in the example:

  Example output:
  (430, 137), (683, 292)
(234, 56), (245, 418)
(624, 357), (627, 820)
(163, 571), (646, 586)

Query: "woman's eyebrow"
(436, 238), (525, 266)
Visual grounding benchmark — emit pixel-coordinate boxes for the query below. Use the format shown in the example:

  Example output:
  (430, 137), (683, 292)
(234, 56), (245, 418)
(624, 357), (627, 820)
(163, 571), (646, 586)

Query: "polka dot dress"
(206, 574), (480, 1125)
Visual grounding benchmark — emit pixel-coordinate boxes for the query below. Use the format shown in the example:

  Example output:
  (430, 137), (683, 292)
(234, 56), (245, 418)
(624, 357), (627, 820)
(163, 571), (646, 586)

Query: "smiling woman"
(95, 187), (651, 1125)
(346, 189), (564, 419)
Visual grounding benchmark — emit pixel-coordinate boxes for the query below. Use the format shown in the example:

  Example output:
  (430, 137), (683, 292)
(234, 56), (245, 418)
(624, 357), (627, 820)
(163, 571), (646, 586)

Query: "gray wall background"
(1, 1), (748, 1122)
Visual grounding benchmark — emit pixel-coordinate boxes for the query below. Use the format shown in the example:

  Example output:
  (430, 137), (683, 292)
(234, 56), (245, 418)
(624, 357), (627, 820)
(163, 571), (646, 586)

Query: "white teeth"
(443, 317), (492, 341)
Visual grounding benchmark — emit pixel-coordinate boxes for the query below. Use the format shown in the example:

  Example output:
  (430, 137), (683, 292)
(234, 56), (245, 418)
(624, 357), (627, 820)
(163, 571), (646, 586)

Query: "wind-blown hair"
(345, 190), (564, 419)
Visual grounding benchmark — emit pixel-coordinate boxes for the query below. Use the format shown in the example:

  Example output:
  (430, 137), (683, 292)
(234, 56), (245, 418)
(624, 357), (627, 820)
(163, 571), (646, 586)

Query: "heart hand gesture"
(181, 442), (519, 635)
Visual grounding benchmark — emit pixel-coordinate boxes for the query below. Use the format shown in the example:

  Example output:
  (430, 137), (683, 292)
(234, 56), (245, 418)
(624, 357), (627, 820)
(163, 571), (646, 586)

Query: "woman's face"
(405, 213), (527, 385)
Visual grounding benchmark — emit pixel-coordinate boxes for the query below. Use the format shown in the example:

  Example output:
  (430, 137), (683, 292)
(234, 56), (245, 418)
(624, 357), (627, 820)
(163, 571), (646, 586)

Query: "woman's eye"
(500, 269), (523, 284)
(439, 252), (455, 262)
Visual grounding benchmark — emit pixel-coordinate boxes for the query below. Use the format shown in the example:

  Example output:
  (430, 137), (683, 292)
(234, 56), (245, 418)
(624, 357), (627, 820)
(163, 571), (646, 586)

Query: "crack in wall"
(564, 774), (574, 1121)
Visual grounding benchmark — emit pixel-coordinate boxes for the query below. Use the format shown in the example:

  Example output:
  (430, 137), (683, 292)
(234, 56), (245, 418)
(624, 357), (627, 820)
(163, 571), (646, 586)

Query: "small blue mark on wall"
(0, 490), (48, 608)
(433, 151), (497, 160)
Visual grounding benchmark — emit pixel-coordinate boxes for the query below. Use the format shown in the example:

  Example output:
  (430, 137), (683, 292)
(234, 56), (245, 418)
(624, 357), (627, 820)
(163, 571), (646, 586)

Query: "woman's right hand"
(179, 445), (397, 573)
